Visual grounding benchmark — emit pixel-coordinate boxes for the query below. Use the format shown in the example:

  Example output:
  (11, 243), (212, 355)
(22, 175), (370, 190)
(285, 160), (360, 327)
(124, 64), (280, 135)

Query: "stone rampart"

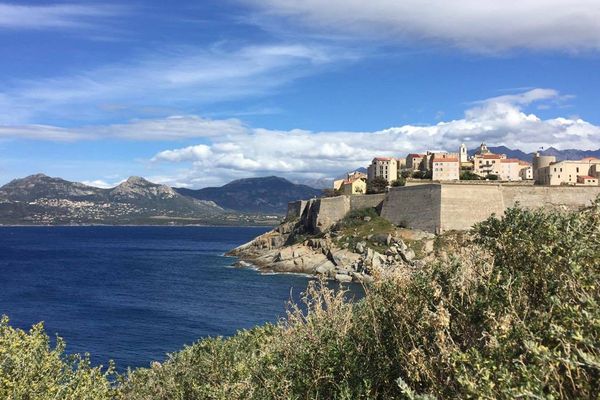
(289, 184), (600, 235)
(381, 185), (441, 233)
(349, 193), (386, 212)
(287, 200), (308, 220)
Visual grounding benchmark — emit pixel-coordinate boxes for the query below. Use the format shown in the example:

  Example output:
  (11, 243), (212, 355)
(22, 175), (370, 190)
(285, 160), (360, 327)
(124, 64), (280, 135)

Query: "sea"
(0, 226), (363, 371)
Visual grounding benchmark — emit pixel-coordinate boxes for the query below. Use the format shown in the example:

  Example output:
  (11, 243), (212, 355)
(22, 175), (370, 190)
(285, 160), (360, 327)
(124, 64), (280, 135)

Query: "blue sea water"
(0, 226), (363, 371)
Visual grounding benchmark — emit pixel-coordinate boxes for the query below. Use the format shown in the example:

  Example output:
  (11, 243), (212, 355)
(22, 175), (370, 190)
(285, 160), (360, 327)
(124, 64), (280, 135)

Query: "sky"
(1, 0), (600, 188)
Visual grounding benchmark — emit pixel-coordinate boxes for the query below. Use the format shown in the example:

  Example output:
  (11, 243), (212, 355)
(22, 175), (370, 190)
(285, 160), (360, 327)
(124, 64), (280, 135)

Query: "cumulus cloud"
(242, 0), (600, 52)
(149, 88), (600, 185)
(3, 88), (599, 186)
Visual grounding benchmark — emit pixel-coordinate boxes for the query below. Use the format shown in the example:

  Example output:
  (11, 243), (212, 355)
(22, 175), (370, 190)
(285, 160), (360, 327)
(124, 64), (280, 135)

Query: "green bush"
(2, 201), (599, 399)
(0, 316), (115, 400)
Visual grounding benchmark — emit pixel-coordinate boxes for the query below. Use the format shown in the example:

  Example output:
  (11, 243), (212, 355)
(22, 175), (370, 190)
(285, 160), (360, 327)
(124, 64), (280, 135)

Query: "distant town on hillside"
(333, 143), (600, 195)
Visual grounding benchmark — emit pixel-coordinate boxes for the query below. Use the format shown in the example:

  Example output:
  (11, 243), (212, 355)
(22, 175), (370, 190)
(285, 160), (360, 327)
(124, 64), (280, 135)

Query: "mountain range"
(0, 174), (321, 225)
(469, 146), (600, 162)
(175, 176), (322, 214)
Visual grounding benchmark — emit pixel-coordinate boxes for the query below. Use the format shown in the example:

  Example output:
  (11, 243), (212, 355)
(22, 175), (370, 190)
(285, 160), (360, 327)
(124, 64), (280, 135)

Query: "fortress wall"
(301, 196), (351, 233)
(439, 184), (505, 232)
(380, 185), (441, 233)
(286, 200), (308, 220)
(502, 186), (600, 209)
(349, 193), (386, 212)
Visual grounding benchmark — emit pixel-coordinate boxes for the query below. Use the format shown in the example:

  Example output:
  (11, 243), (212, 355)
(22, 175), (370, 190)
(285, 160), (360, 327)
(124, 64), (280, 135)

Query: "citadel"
(333, 143), (600, 195)
(300, 144), (600, 235)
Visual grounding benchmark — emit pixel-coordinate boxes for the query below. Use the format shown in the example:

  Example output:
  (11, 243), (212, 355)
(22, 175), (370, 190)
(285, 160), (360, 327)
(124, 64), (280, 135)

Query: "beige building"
(405, 154), (425, 171)
(431, 157), (460, 181)
(473, 153), (506, 177)
(498, 158), (523, 181)
(519, 161), (533, 180)
(333, 171), (367, 192)
(367, 157), (399, 184)
(536, 157), (600, 186)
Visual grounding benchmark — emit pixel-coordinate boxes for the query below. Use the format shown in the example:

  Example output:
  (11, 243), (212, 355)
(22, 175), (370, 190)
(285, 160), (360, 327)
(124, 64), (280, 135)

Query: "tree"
(391, 177), (406, 187)
(486, 174), (500, 181)
(460, 171), (481, 180)
(367, 177), (389, 194)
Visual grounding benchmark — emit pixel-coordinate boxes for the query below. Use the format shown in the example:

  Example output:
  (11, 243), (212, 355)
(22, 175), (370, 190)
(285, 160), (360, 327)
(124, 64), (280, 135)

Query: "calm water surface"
(0, 226), (363, 371)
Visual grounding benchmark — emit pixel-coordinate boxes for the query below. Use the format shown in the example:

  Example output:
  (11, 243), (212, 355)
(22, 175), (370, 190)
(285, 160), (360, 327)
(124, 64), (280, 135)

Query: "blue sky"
(1, 0), (600, 187)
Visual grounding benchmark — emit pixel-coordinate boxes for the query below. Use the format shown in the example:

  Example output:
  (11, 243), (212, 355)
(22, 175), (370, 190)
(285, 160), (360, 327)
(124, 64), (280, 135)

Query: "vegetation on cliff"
(1, 200), (599, 399)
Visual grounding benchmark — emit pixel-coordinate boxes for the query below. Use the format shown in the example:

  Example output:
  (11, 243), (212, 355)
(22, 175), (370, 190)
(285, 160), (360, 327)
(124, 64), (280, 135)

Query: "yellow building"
(341, 177), (366, 195)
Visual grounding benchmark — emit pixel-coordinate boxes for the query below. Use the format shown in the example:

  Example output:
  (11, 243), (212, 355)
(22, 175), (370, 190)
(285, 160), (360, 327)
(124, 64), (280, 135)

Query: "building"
(459, 143), (468, 164)
(473, 153), (506, 177)
(474, 143), (492, 155)
(532, 152), (556, 183)
(333, 171), (367, 192)
(577, 176), (598, 186)
(498, 159), (523, 181)
(340, 177), (367, 195)
(333, 179), (344, 191)
(519, 161), (533, 180)
(405, 154), (425, 171)
(431, 157), (460, 181)
(536, 157), (600, 186)
(367, 157), (399, 184)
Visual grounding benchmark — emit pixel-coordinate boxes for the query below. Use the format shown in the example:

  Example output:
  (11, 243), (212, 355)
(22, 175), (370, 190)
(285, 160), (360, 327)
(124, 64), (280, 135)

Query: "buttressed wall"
(382, 183), (600, 233)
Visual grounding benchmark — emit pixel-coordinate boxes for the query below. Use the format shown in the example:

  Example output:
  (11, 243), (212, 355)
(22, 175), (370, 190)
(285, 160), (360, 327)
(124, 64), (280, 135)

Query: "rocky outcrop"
(228, 220), (432, 283)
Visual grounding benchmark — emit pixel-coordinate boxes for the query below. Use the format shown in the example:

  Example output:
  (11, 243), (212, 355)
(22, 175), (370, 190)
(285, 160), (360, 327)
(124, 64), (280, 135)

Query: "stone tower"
(459, 143), (468, 163)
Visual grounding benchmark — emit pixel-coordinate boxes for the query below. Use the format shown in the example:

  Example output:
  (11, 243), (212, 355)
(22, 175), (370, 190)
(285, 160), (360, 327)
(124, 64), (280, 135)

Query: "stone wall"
(300, 196), (351, 233)
(287, 200), (308, 220)
(382, 183), (600, 233)
(289, 184), (600, 235)
(380, 185), (441, 233)
(349, 193), (386, 212)
(439, 184), (505, 232)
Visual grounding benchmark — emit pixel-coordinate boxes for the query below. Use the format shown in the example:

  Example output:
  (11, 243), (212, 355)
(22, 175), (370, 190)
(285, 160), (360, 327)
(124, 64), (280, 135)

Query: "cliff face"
(228, 207), (436, 283)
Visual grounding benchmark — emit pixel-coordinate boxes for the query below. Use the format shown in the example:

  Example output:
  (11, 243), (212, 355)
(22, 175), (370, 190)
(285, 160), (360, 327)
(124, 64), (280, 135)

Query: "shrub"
(0, 316), (115, 400)
(3, 201), (599, 399)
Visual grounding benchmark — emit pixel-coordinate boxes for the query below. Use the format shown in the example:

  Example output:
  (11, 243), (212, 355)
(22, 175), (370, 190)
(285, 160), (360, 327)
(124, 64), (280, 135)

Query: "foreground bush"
(2, 201), (599, 399)
(0, 316), (114, 399)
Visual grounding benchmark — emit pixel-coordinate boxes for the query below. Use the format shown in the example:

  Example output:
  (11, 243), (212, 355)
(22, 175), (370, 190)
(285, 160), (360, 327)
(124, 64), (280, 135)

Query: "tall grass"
(2, 200), (599, 399)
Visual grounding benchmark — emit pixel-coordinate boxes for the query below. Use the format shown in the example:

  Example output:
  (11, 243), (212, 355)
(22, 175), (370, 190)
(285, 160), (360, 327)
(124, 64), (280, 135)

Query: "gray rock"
(355, 241), (366, 254)
(385, 247), (398, 256)
(402, 249), (416, 262)
(363, 216), (372, 222)
(315, 260), (336, 275)
(335, 273), (353, 283)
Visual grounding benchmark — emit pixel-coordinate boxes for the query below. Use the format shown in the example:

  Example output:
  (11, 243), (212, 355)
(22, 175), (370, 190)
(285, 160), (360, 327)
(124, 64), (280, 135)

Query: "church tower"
(459, 143), (468, 163)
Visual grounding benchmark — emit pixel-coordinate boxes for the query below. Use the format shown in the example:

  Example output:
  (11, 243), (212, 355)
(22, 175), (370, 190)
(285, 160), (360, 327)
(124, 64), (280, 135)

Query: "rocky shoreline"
(227, 214), (437, 283)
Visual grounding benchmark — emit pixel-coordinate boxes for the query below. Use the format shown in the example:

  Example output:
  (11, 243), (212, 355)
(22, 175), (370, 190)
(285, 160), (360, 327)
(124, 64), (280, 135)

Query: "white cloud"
(81, 179), (113, 189)
(0, 3), (121, 30)
(0, 116), (246, 141)
(242, 0), (600, 52)
(3, 88), (600, 187)
(148, 88), (600, 185)
(0, 43), (356, 124)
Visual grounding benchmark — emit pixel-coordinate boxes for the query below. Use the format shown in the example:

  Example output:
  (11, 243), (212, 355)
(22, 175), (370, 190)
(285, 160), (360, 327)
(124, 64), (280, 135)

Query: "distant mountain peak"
(175, 175), (323, 214)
